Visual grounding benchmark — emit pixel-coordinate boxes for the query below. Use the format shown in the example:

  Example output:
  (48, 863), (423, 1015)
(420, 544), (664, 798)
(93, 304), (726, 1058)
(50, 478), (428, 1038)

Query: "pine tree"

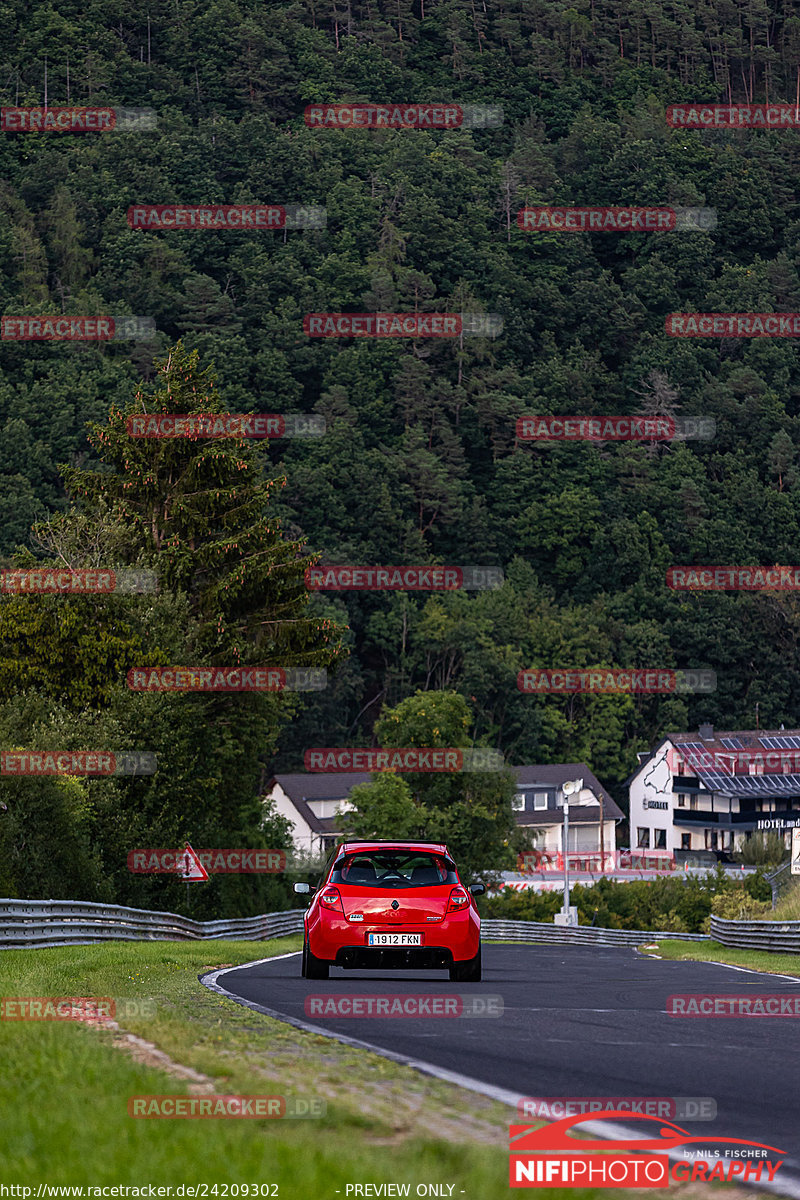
(61, 341), (344, 668)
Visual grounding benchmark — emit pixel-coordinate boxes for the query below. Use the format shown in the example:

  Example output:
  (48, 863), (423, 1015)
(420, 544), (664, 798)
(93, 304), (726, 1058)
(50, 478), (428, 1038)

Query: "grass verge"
(0, 936), (778, 1199)
(0, 936), (511, 1191)
(640, 938), (800, 976)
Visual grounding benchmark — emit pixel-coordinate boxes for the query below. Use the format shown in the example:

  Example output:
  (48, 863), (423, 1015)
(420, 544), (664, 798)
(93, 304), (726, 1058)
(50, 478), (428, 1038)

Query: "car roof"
(337, 840), (450, 855)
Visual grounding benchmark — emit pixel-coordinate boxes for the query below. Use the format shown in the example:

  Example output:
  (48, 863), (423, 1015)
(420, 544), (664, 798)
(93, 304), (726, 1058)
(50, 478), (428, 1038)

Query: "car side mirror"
(294, 882), (311, 894)
(470, 883), (486, 896)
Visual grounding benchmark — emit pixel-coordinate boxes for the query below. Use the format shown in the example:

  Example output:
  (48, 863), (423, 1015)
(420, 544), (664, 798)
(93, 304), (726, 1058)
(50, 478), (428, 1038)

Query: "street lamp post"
(562, 795), (570, 919)
(559, 778), (583, 925)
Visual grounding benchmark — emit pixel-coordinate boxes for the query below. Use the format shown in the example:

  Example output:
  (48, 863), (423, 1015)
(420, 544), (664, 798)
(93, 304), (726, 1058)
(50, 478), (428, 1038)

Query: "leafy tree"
(371, 690), (520, 879)
(341, 773), (427, 840)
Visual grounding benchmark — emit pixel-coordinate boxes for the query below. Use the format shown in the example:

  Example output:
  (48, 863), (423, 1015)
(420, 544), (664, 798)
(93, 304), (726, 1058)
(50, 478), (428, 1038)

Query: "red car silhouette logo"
(510, 1112), (785, 1156)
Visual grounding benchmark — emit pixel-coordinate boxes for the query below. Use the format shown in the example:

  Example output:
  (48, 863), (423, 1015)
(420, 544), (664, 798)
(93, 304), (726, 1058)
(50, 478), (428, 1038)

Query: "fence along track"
(1, 900), (713, 950)
(0, 898), (305, 948)
(481, 919), (708, 945)
(8, 901), (799, 955)
(709, 914), (800, 953)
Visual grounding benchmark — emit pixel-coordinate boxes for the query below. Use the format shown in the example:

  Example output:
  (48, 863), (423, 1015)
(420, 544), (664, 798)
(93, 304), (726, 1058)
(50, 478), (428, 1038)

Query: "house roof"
(268, 763), (623, 829)
(513, 763), (623, 822)
(270, 772), (372, 834)
(631, 727), (800, 796)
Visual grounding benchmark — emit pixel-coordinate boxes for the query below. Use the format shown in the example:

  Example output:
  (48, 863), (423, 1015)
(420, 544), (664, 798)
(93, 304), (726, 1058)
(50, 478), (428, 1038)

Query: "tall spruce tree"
(0, 344), (346, 915)
(61, 341), (341, 668)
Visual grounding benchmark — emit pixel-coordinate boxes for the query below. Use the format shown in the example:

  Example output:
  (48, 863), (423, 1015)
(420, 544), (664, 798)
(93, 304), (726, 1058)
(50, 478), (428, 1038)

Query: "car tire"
(449, 946), (481, 982)
(304, 939), (330, 980)
(301, 940), (308, 978)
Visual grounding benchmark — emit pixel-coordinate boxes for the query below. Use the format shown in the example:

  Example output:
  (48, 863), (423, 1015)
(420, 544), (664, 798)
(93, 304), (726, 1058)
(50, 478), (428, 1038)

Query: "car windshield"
(330, 851), (459, 889)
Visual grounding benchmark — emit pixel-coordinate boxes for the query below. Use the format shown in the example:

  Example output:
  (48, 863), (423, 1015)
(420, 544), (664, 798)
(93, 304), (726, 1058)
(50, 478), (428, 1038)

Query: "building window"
(676, 794), (687, 807)
(654, 829), (667, 849)
(637, 827), (650, 848)
(681, 834), (691, 850)
(689, 796), (698, 810)
(512, 792), (525, 811)
(705, 830), (719, 850)
(533, 792), (548, 810)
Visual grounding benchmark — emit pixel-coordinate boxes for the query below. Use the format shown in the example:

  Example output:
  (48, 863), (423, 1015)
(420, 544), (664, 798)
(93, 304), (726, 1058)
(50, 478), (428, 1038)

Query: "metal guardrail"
(710, 914), (800, 953)
(0, 900), (714, 951)
(0, 898), (305, 949)
(481, 919), (709, 946)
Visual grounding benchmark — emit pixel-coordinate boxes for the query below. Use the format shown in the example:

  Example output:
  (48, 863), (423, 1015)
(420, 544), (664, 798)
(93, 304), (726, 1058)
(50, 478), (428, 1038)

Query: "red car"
(294, 840), (484, 981)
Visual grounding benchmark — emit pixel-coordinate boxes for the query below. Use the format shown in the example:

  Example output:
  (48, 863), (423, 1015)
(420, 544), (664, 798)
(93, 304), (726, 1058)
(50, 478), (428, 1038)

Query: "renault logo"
(391, 900), (399, 910)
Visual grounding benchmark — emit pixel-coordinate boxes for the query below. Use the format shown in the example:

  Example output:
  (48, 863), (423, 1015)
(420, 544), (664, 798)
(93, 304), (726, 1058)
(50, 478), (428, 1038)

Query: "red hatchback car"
(294, 840), (484, 981)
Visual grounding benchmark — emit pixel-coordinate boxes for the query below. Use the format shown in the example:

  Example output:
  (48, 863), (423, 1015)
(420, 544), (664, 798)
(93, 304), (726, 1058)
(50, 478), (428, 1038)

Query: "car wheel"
(305, 941), (330, 980)
(449, 946), (481, 982)
(301, 940), (308, 978)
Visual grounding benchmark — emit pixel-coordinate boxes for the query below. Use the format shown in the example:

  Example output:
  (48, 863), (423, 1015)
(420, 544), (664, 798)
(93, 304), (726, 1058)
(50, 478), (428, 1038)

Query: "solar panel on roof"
(680, 741), (706, 750)
(697, 773), (800, 795)
(720, 737), (744, 749)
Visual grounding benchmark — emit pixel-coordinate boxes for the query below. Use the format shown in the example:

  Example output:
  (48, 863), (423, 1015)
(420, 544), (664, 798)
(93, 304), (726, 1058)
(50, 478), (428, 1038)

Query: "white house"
(511, 763), (622, 855)
(267, 772), (366, 857)
(629, 723), (800, 858)
(265, 762), (622, 858)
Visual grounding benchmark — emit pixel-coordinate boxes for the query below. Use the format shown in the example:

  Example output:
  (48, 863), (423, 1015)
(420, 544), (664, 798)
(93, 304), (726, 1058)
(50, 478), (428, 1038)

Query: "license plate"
(367, 933), (422, 946)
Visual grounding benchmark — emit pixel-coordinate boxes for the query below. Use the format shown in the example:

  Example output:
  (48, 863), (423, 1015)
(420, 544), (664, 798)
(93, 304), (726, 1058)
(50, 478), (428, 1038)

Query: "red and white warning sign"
(177, 843), (209, 882)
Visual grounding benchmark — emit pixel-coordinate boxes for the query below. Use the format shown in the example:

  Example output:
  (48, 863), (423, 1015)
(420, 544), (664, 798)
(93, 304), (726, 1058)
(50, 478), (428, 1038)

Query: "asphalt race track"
(202, 945), (800, 1195)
